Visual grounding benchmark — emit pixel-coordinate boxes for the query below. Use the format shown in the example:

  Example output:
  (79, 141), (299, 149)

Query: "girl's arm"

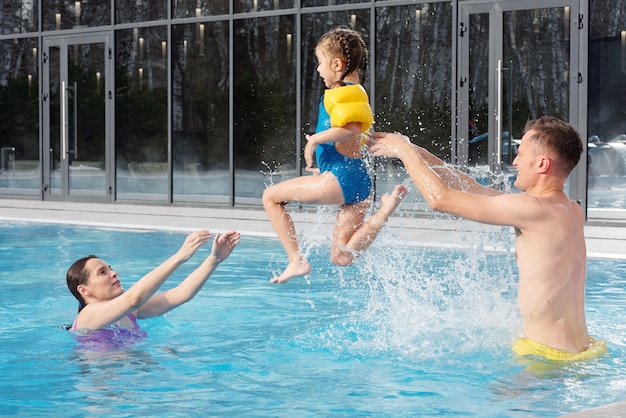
(304, 122), (361, 169)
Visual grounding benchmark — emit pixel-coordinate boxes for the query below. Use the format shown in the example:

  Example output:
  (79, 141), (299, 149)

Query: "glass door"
(457, 0), (581, 198)
(42, 33), (112, 202)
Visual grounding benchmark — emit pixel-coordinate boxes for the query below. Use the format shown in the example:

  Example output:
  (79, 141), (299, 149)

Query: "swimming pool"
(1, 221), (625, 416)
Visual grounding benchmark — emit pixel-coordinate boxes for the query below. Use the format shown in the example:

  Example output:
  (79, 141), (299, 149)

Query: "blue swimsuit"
(314, 97), (372, 204)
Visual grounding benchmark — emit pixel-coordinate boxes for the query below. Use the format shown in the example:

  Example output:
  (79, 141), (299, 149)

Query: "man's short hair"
(524, 116), (583, 175)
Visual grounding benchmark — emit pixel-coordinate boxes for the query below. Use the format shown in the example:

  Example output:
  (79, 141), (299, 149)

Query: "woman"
(66, 229), (240, 341)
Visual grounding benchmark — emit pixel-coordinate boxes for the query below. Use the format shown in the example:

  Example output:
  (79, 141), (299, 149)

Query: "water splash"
(359, 228), (517, 357)
(290, 168), (521, 361)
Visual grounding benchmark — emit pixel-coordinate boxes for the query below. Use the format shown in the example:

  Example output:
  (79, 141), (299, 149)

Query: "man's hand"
(367, 132), (413, 160)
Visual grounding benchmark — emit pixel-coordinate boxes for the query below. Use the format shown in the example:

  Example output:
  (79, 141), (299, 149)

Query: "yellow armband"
(323, 84), (373, 133)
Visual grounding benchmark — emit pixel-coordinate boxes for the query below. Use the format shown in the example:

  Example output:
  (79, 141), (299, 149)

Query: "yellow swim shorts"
(512, 337), (607, 362)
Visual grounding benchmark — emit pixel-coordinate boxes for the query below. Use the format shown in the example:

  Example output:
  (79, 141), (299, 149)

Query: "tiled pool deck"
(1, 198), (625, 416)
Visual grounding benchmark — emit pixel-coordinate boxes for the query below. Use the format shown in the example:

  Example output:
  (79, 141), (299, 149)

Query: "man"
(369, 116), (606, 361)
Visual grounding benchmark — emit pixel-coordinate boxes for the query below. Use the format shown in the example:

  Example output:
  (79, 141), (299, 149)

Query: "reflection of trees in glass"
(503, 8), (569, 126)
(173, 0), (229, 17)
(465, 7), (574, 147)
(233, 17), (296, 171)
(302, 0), (361, 7)
(0, 39), (39, 160)
(42, 0), (110, 31)
(589, 0), (626, 38)
(1, 1), (38, 34)
(375, 4), (452, 157)
(115, 26), (168, 166)
(468, 12), (489, 141)
(234, 0), (295, 14)
(171, 22), (229, 170)
(115, 0), (166, 24)
(68, 43), (106, 162)
(588, 0), (626, 141)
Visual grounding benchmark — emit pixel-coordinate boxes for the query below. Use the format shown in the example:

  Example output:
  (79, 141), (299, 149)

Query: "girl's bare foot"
(270, 259), (312, 284)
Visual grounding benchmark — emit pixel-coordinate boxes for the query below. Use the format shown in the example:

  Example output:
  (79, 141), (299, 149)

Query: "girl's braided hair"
(317, 27), (368, 88)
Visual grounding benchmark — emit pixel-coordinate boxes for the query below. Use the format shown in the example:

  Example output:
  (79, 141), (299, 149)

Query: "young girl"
(262, 27), (407, 283)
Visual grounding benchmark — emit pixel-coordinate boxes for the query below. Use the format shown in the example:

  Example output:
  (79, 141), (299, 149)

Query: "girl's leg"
(262, 172), (344, 283)
(330, 184), (408, 266)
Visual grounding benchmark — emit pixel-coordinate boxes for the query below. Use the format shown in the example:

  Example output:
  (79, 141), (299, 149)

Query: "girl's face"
(315, 45), (343, 88)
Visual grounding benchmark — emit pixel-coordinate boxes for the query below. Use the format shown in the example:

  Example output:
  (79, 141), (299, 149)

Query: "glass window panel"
(587, 1), (626, 209)
(115, 26), (169, 202)
(42, 0), (110, 31)
(0, 38), (40, 195)
(467, 12), (489, 166)
(2, 1), (38, 34)
(171, 21), (230, 204)
(503, 9), (570, 126)
(373, 3), (452, 198)
(172, 0), (228, 18)
(115, 0), (166, 24)
(233, 16), (296, 203)
(302, 0), (362, 7)
(67, 41), (107, 197)
(234, 0), (294, 14)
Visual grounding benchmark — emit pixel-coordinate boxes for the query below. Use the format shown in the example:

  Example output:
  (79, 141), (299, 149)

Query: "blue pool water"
(1, 221), (625, 416)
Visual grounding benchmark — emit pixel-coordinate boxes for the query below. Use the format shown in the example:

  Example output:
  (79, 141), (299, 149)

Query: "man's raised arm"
(370, 132), (502, 197)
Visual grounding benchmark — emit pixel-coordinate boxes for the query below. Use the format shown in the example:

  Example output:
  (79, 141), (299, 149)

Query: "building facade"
(0, 0), (624, 220)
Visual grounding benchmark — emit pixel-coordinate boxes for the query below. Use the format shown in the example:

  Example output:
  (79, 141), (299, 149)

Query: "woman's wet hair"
(317, 27), (368, 88)
(66, 255), (98, 312)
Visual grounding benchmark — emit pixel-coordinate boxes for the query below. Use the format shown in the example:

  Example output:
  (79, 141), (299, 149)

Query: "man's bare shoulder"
(513, 193), (584, 243)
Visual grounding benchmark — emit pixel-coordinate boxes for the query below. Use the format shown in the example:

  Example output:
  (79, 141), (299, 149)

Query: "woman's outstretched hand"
(175, 230), (212, 263)
(211, 230), (241, 262)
